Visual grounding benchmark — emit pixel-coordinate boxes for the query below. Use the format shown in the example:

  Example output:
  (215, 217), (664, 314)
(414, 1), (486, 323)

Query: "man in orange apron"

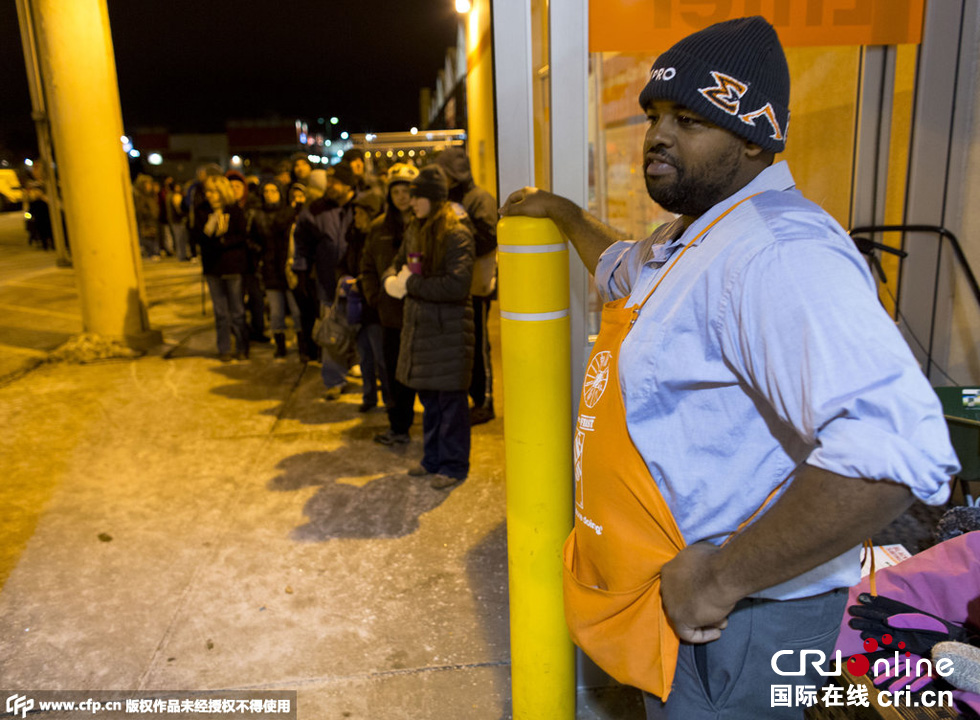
(501, 15), (958, 719)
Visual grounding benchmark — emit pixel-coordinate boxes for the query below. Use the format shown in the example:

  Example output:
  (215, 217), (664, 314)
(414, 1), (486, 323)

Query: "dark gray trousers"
(644, 588), (848, 720)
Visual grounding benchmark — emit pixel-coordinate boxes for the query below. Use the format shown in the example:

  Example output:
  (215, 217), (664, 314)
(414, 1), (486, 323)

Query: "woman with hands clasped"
(383, 165), (475, 490)
(194, 174), (250, 362)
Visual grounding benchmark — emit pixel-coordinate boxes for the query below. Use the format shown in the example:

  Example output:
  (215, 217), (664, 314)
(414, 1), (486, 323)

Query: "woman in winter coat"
(251, 180), (301, 359)
(383, 165), (475, 489)
(193, 175), (249, 361)
(361, 163), (419, 445)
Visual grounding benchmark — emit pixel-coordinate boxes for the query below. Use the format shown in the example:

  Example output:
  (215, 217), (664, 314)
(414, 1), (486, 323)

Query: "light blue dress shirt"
(594, 161), (959, 599)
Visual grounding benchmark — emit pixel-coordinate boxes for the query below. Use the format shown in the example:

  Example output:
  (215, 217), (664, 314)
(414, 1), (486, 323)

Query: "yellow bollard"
(29, 0), (159, 347)
(498, 216), (575, 719)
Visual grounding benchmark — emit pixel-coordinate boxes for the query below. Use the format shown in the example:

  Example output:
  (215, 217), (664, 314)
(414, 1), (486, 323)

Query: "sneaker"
(323, 385), (344, 401)
(470, 406), (496, 426)
(374, 430), (410, 446)
(431, 473), (464, 490)
(358, 402), (377, 413)
(407, 465), (431, 477)
(218, 354), (233, 363)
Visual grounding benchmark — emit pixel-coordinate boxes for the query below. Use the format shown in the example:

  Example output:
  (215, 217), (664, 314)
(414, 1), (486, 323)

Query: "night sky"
(0, 0), (461, 159)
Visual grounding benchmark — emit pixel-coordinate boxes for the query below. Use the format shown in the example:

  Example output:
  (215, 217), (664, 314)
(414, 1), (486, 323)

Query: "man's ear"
(743, 141), (764, 159)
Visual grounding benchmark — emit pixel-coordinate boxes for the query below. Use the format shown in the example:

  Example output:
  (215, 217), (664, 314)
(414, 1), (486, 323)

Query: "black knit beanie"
(638, 16), (790, 153)
(330, 162), (357, 189)
(410, 165), (449, 204)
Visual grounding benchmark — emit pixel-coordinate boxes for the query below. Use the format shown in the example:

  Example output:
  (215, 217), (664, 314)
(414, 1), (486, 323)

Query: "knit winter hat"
(409, 165), (448, 204)
(330, 162), (357, 189)
(638, 16), (790, 152)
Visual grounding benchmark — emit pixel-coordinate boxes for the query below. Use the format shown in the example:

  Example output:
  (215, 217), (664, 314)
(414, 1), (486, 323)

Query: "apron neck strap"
(636, 193), (761, 312)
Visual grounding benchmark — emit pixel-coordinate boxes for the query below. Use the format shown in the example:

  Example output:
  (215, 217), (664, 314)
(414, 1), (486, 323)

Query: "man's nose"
(646, 118), (675, 148)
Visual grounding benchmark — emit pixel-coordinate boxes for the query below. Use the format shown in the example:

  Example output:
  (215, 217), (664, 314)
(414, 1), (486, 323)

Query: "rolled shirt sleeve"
(717, 230), (959, 504)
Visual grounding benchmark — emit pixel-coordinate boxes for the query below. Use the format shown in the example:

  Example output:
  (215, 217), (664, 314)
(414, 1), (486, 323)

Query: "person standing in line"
(290, 152), (313, 187)
(384, 165), (475, 489)
(347, 191), (388, 411)
(252, 180), (302, 360)
(292, 162), (358, 399)
(500, 16), (958, 719)
(343, 148), (382, 193)
(227, 170), (268, 345)
(194, 174), (249, 362)
(133, 173), (161, 260)
(362, 163), (420, 445)
(183, 163), (223, 260)
(285, 181), (317, 363)
(436, 148), (499, 425)
(165, 179), (190, 261)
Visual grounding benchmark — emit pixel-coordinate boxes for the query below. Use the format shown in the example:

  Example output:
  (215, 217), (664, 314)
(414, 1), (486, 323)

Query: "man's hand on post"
(499, 186), (556, 218)
(498, 186), (622, 275)
(661, 542), (740, 644)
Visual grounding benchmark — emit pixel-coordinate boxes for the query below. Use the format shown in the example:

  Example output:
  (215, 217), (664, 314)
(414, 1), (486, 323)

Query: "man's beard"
(644, 142), (742, 217)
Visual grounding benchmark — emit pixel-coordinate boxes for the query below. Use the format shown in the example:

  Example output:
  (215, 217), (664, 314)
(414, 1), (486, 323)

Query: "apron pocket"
(562, 530), (681, 699)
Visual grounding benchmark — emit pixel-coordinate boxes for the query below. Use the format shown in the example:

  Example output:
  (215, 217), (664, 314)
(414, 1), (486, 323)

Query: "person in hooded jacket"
(383, 165), (475, 489)
(251, 180), (301, 359)
(362, 163), (419, 445)
(435, 148), (498, 425)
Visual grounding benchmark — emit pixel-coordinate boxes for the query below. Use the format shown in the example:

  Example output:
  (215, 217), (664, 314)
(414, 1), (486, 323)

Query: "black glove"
(848, 593), (978, 657)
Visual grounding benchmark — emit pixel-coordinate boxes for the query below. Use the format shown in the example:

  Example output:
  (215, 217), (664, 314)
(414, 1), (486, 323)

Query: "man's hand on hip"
(661, 542), (739, 644)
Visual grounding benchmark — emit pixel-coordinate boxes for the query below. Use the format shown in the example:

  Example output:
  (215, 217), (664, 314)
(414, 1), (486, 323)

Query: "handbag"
(312, 298), (358, 369)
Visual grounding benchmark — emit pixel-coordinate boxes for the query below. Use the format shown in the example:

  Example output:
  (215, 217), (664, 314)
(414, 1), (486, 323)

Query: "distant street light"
(330, 117), (339, 125)
(410, 127), (418, 135)
(340, 132), (349, 140)
(456, 0), (472, 12)
(148, 153), (163, 166)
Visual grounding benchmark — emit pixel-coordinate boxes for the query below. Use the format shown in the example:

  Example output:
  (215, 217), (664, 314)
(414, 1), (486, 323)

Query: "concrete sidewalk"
(0, 215), (643, 720)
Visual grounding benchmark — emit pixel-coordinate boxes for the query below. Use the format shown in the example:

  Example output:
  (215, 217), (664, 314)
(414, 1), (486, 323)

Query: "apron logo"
(583, 351), (612, 408)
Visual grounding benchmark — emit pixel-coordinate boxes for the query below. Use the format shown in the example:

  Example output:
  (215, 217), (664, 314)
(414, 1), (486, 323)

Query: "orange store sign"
(589, 0), (925, 52)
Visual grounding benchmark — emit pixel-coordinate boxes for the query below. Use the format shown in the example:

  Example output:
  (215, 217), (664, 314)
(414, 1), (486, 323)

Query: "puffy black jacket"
(388, 221), (475, 391)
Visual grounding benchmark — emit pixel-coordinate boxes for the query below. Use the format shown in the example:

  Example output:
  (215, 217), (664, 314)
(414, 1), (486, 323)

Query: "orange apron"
(563, 197), (757, 699)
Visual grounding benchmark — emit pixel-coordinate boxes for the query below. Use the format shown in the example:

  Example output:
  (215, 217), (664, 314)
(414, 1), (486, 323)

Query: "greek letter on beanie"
(409, 165), (449, 204)
(638, 16), (790, 153)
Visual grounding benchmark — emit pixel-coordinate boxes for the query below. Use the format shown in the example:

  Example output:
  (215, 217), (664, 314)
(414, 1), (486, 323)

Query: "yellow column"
(498, 216), (575, 719)
(30, 0), (158, 347)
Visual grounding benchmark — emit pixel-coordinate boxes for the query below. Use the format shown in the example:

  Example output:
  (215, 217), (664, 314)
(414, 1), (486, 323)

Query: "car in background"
(0, 169), (25, 212)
